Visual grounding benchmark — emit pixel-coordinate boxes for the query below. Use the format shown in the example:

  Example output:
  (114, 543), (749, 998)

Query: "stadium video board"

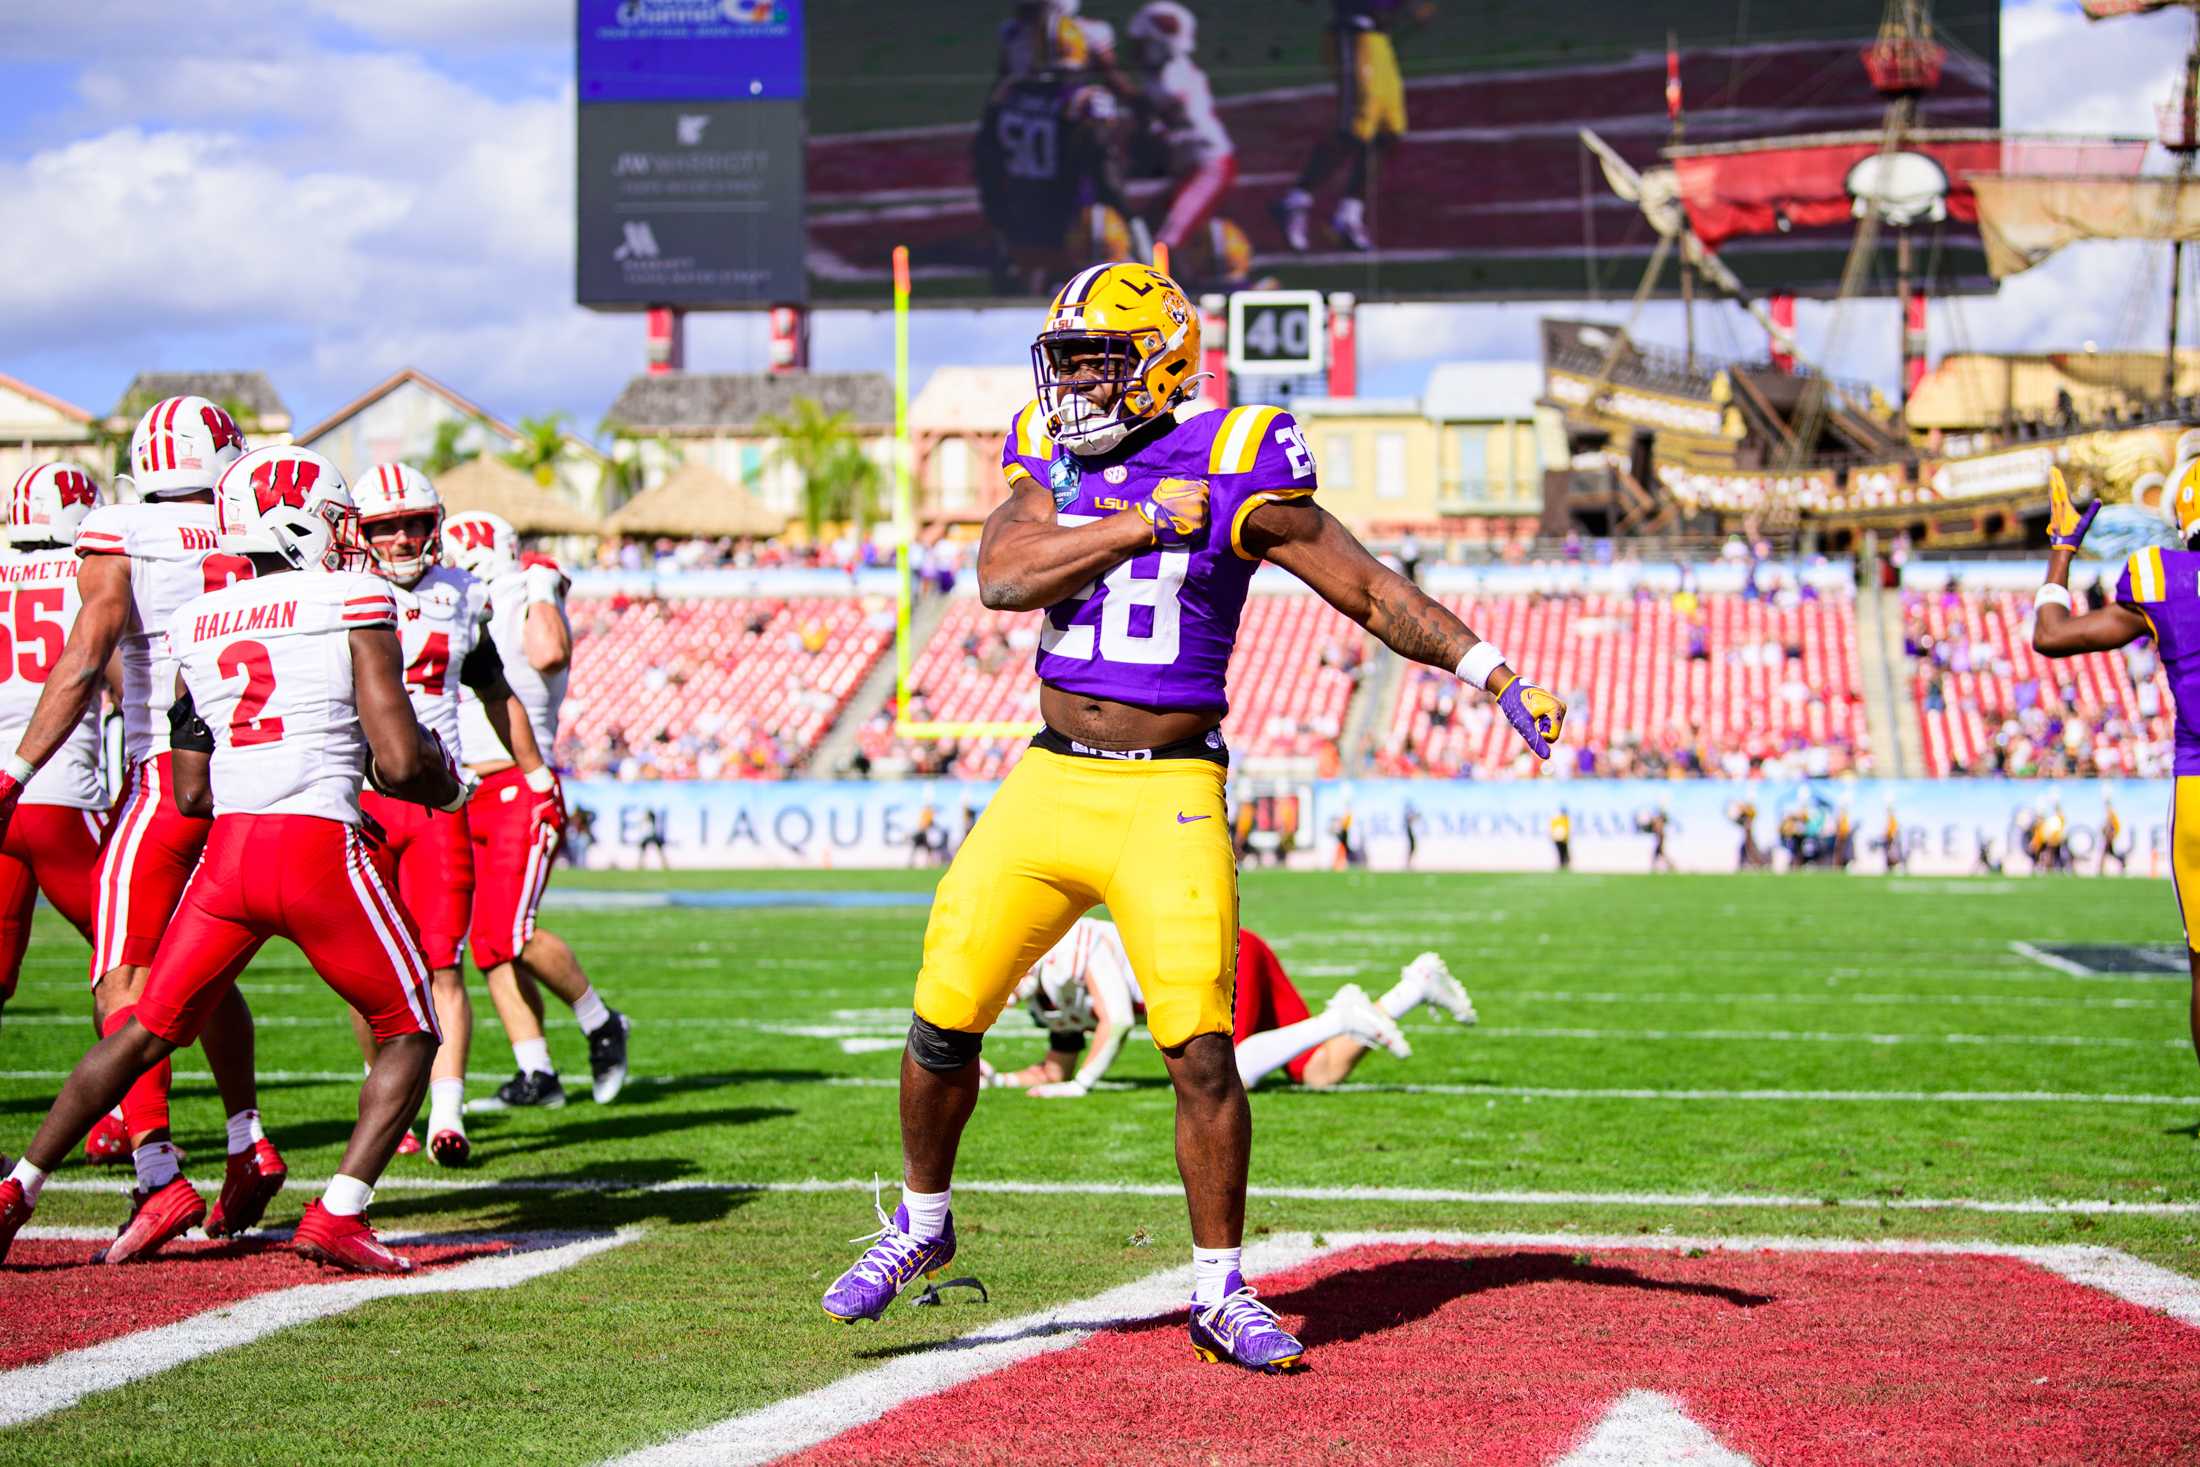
(803, 0), (1998, 305)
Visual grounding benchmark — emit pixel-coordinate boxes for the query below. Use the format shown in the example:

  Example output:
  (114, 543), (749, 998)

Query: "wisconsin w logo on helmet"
(252, 456), (321, 513)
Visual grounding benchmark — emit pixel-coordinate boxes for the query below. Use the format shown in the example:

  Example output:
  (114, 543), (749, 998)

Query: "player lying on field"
(1, 446), (472, 1273)
(823, 261), (1563, 1375)
(2031, 457), (2200, 1073)
(982, 918), (1474, 1095)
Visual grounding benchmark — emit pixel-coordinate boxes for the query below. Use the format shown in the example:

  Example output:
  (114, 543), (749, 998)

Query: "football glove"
(0, 765), (25, 844)
(523, 764), (566, 846)
(1136, 478), (1209, 549)
(523, 560), (567, 606)
(1027, 1078), (1090, 1099)
(2046, 467), (2099, 551)
(1498, 677), (1566, 760)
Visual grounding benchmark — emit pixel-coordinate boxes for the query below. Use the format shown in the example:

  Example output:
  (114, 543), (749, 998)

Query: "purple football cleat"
(822, 1196), (957, 1322)
(1189, 1272), (1306, 1373)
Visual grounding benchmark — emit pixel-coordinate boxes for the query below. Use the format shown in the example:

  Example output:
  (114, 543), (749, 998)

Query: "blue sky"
(0, 1), (2192, 433)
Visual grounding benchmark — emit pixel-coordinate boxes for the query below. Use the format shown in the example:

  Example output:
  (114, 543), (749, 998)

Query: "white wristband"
(1456, 642), (1506, 692)
(2, 753), (34, 784)
(524, 764), (556, 793)
(2033, 583), (2073, 613)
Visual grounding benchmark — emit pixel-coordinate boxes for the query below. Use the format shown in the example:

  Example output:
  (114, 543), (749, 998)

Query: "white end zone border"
(0, 1225), (641, 1430)
(607, 1230), (2200, 1467)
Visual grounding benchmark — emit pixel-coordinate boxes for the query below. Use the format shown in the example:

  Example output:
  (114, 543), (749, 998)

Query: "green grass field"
(2, 868), (2196, 1464)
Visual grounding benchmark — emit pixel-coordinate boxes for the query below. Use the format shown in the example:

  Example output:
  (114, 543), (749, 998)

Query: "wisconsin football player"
(987, 918), (1476, 1094)
(2032, 461), (2200, 1072)
(0, 398), (287, 1259)
(823, 262), (1563, 1373)
(0, 446), (471, 1273)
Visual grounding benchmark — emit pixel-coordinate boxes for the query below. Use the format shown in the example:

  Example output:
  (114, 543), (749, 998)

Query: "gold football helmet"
(1032, 262), (1202, 456)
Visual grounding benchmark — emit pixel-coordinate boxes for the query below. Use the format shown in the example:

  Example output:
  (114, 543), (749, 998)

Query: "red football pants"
(135, 815), (440, 1047)
(1229, 929), (1317, 1082)
(0, 802), (106, 1002)
(360, 790), (474, 971)
(466, 766), (555, 970)
(91, 754), (211, 980)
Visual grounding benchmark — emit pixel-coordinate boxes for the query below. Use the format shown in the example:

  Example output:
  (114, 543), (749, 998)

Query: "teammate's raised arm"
(1244, 496), (1566, 759)
(522, 562), (571, 674)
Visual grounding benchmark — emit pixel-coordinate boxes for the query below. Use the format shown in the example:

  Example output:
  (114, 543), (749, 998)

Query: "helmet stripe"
(1059, 263), (1110, 308)
(159, 397), (183, 471)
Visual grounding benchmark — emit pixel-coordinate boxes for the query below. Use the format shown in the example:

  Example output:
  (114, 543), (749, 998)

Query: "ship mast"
(2160, 8), (2200, 394)
(1860, 0), (1945, 409)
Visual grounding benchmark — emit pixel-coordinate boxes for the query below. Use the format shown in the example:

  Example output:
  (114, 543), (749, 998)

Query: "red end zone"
(787, 1242), (2200, 1466)
(2, 1235), (509, 1372)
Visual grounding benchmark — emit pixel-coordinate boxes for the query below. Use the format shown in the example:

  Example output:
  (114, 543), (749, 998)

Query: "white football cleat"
(1404, 952), (1476, 1026)
(1329, 984), (1412, 1060)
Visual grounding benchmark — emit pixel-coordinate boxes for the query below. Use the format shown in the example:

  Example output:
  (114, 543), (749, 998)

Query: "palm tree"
(416, 418), (483, 478)
(594, 416), (683, 509)
(501, 413), (571, 487)
(756, 397), (882, 537)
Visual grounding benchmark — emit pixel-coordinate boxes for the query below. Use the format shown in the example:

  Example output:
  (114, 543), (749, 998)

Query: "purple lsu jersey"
(2116, 546), (2200, 773)
(1000, 399), (1316, 713)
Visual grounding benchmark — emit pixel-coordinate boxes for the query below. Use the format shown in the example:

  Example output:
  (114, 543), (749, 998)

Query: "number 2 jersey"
(166, 571), (398, 824)
(456, 568), (567, 765)
(74, 502), (240, 767)
(0, 544), (104, 808)
(999, 400), (1316, 714)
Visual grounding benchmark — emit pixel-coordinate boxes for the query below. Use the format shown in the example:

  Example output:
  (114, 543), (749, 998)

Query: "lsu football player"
(822, 261), (1564, 1373)
(2031, 459), (2200, 1072)
(986, 918), (1476, 1094)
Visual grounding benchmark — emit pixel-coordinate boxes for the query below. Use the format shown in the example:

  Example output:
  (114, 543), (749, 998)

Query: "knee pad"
(907, 1013), (982, 1072)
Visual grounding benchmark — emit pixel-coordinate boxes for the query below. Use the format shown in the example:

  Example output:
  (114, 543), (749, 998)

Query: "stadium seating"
(1380, 591), (1863, 776)
(560, 594), (891, 778)
(1903, 589), (2171, 776)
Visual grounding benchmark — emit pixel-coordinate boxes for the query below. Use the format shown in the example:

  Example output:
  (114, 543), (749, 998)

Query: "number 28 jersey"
(999, 400), (1316, 715)
(391, 565), (490, 750)
(167, 571), (398, 824)
(0, 546), (105, 808)
(75, 502), (246, 767)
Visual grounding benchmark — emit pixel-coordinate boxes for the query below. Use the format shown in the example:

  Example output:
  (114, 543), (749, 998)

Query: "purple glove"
(1498, 678), (1564, 760)
(2046, 468), (2099, 551)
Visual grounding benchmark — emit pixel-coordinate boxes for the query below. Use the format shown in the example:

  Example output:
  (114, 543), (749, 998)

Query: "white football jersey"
(390, 565), (491, 751)
(456, 568), (566, 766)
(75, 502), (247, 767)
(1029, 917), (1144, 1036)
(1143, 56), (1231, 169)
(0, 546), (105, 809)
(167, 571), (397, 824)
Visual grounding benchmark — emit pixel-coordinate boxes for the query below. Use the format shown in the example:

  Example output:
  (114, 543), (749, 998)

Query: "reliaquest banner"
(561, 778), (2170, 877)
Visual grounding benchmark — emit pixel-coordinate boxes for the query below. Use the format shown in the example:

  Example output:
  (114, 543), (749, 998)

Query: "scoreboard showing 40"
(1227, 290), (1326, 377)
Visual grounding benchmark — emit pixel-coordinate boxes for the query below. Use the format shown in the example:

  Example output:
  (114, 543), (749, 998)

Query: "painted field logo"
(620, 1233), (2200, 1466)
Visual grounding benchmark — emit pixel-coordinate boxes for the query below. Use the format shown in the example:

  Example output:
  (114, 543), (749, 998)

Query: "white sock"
(900, 1186), (950, 1242)
(1234, 1009), (1351, 1089)
(1282, 188), (1311, 211)
(428, 1078), (465, 1134)
(133, 1141), (181, 1191)
(1192, 1245), (1243, 1305)
(571, 986), (612, 1035)
(225, 1109), (264, 1156)
(513, 1037), (554, 1077)
(322, 1174), (374, 1217)
(8, 1157), (47, 1206)
(1377, 974), (1424, 1020)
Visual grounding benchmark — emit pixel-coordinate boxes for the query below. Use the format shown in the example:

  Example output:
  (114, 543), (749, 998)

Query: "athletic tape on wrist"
(1, 753), (35, 785)
(1456, 642), (1505, 691)
(2033, 583), (2073, 612)
(524, 764), (555, 792)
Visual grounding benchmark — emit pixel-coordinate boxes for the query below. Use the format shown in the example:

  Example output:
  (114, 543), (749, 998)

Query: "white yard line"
(37, 1174), (2200, 1215)
(606, 1229), (2200, 1467)
(0, 1226), (641, 1429)
(1556, 1390), (1757, 1467)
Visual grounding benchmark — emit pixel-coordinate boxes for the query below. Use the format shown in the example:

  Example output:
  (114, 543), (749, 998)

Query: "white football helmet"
(353, 462), (445, 587)
(1128, 1), (1196, 61)
(441, 510), (520, 579)
(215, 445), (366, 573)
(7, 461), (103, 547)
(128, 396), (248, 500)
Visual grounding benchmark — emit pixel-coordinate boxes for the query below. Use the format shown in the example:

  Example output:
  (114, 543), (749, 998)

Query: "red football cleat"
(85, 1112), (130, 1165)
(427, 1128), (470, 1168)
(0, 1178), (31, 1267)
(204, 1138), (289, 1238)
(292, 1199), (412, 1275)
(395, 1130), (422, 1157)
(102, 1175), (206, 1264)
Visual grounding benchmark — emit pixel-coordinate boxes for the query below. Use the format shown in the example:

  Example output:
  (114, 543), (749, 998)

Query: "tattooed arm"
(1242, 497), (1531, 694)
